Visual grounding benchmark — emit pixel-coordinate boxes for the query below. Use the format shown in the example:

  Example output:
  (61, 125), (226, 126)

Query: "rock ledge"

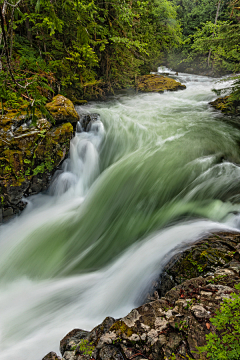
(43, 232), (240, 360)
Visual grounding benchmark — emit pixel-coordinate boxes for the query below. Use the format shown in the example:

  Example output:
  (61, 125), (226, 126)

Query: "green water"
(0, 72), (240, 360)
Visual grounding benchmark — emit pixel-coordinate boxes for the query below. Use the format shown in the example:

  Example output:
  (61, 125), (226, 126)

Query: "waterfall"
(1, 71), (240, 360)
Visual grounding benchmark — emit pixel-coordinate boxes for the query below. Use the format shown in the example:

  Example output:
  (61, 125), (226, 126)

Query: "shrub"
(198, 283), (240, 360)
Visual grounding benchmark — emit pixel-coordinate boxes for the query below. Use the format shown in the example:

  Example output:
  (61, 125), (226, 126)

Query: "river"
(0, 71), (240, 359)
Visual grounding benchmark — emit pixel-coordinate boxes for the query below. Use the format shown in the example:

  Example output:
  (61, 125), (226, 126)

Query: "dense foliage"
(166, 0), (240, 110)
(174, 0), (229, 37)
(0, 0), (181, 105)
(168, 0), (240, 75)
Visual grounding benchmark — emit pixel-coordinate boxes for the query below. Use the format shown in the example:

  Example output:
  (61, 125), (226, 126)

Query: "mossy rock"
(209, 96), (240, 115)
(110, 320), (134, 337)
(45, 95), (79, 124)
(0, 116), (73, 222)
(72, 99), (88, 105)
(137, 74), (186, 93)
(0, 97), (77, 223)
(150, 232), (240, 299)
(210, 96), (230, 113)
(0, 120), (73, 186)
(0, 105), (42, 131)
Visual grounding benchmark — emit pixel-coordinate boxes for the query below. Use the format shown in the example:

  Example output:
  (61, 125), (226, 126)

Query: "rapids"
(1, 71), (240, 360)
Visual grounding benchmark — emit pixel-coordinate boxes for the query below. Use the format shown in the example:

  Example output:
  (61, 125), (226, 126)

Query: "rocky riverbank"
(42, 232), (240, 360)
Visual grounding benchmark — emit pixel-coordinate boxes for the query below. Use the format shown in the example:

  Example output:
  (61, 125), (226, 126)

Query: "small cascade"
(49, 115), (105, 198)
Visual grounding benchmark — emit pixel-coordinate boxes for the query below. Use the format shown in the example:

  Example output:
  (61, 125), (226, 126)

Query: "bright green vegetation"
(198, 283), (240, 360)
(77, 339), (95, 356)
(168, 0), (240, 73)
(167, 0), (240, 111)
(0, 0), (181, 108)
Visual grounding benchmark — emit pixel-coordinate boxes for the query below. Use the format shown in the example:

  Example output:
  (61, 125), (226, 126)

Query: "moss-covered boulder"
(0, 108), (74, 222)
(45, 95), (80, 124)
(210, 96), (240, 115)
(137, 74), (186, 93)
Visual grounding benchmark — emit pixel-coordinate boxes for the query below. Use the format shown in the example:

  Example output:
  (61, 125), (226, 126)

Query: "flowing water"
(1, 71), (240, 359)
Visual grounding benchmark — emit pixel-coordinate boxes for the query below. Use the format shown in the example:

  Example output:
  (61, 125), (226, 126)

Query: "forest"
(0, 0), (240, 109)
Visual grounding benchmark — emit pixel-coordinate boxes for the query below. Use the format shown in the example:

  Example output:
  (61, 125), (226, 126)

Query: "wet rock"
(61, 352), (75, 360)
(137, 74), (186, 93)
(150, 232), (240, 299)
(99, 345), (123, 360)
(45, 95), (79, 124)
(78, 113), (100, 133)
(60, 329), (89, 356)
(4, 180), (29, 204)
(2, 207), (14, 222)
(88, 317), (116, 345)
(191, 305), (209, 318)
(42, 352), (62, 360)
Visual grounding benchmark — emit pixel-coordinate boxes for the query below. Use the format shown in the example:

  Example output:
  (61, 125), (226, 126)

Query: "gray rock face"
(42, 232), (240, 360)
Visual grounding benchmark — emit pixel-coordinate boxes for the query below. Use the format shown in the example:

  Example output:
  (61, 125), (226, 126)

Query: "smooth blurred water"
(1, 71), (240, 360)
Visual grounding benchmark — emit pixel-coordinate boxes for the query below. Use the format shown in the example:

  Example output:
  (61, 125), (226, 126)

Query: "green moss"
(2, 149), (24, 178)
(71, 98), (88, 105)
(0, 105), (42, 132)
(174, 240), (232, 281)
(45, 95), (79, 123)
(209, 96), (240, 115)
(77, 339), (95, 356)
(110, 320), (134, 337)
(0, 101), (74, 214)
(137, 75), (186, 93)
(33, 163), (45, 176)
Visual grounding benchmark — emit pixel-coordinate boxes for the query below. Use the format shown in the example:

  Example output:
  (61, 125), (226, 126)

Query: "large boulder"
(45, 95), (80, 124)
(137, 74), (186, 93)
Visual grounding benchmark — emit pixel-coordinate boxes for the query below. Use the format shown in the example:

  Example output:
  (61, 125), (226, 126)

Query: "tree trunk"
(0, 1), (7, 47)
(25, 17), (32, 45)
(208, 0), (221, 67)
